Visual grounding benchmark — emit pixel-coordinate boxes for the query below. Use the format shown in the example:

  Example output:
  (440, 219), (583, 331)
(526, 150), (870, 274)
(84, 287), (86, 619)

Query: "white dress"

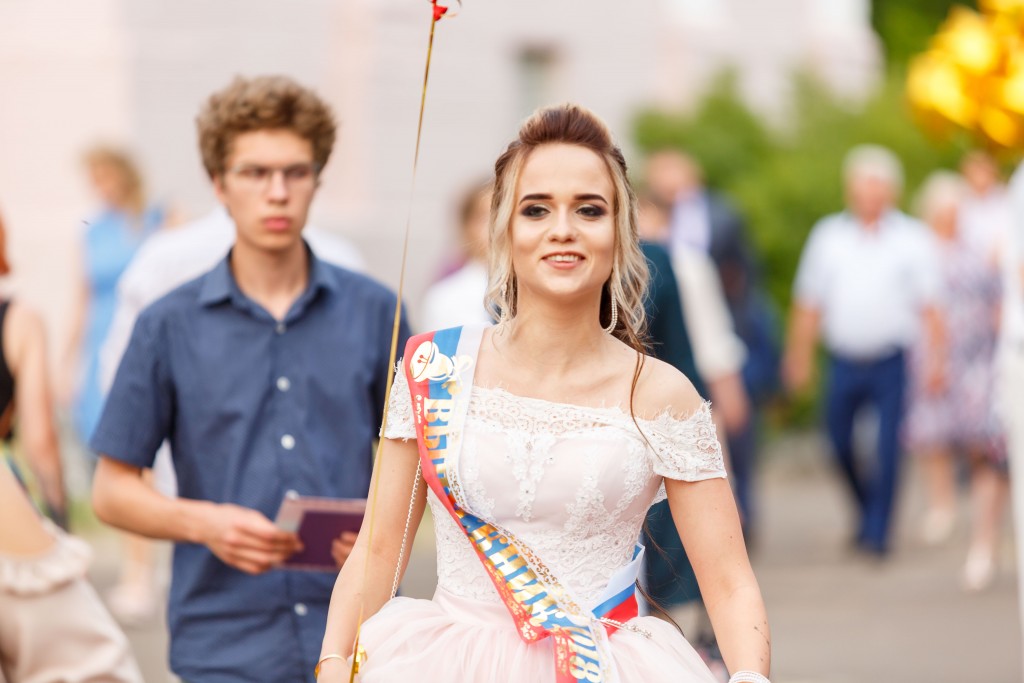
(356, 369), (727, 682)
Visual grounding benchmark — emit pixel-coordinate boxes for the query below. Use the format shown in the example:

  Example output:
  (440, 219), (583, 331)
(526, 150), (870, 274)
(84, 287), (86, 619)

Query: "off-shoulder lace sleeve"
(381, 363), (417, 441)
(645, 401), (726, 482)
(0, 521), (92, 596)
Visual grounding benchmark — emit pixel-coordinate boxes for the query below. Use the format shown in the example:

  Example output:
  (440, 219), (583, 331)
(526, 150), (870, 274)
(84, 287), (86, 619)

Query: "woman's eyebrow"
(518, 192), (608, 204)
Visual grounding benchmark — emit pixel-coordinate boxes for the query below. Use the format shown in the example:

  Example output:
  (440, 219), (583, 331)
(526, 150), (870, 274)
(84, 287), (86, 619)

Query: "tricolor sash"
(403, 324), (642, 683)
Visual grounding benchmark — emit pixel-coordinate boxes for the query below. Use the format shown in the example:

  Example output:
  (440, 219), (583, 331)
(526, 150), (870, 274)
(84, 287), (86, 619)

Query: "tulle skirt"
(354, 586), (718, 682)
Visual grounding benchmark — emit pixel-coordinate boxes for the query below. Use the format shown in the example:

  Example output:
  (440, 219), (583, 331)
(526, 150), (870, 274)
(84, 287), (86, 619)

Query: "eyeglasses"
(226, 163), (321, 191)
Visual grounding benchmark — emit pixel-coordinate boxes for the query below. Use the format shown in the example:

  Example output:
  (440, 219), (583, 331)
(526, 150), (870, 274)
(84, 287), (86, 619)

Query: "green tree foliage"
(870, 0), (973, 67)
(634, 71), (964, 317)
(634, 72), (966, 423)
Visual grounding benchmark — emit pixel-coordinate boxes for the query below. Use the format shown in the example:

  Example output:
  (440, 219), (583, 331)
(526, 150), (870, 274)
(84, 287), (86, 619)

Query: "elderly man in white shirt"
(1003, 164), (1024, 663)
(783, 145), (944, 556)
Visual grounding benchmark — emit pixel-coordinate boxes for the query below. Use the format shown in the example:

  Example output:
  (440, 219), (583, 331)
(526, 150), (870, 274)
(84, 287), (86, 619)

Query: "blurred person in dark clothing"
(645, 151), (754, 303)
(639, 195), (750, 445)
(638, 205), (736, 681)
(784, 145), (944, 556)
(638, 239), (705, 608)
(90, 75), (409, 683)
(645, 150), (778, 538)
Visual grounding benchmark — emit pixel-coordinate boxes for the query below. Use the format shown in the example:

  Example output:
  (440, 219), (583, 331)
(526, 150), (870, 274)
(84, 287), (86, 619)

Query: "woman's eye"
(521, 204), (549, 218)
(578, 204), (607, 218)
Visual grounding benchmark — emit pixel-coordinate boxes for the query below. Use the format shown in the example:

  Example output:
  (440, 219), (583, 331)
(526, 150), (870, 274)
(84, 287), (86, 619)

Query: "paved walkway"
(86, 432), (1020, 682)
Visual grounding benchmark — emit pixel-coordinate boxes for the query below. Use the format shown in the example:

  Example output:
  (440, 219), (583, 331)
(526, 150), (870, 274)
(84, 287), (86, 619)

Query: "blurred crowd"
(0, 72), (1022, 682)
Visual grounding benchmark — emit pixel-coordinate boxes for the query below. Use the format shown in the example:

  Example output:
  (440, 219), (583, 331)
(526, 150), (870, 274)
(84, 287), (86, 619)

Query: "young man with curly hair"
(91, 76), (410, 683)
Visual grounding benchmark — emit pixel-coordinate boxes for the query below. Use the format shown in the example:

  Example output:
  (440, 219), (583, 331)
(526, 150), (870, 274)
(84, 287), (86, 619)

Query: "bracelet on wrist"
(728, 672), (770, 683)
(313, 654), (345, 679)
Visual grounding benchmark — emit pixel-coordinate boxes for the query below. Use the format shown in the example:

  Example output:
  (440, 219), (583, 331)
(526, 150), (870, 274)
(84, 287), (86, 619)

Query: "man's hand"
(332, 531), (357, 569)
(200, 503), (302, 575)
(783, 303), (821, 396)
(708, 373), (751, 435)
(922, 305), (947, 397)
(782, 351), (814, 395)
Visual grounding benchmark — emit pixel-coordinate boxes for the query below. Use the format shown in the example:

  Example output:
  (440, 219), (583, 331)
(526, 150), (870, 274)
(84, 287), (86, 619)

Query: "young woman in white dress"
(317, 104), (771, 683)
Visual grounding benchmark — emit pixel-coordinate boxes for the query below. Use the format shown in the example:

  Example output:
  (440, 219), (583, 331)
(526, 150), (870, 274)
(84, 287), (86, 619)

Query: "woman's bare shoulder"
(3, 301), (46, 370)
(634, 354), (704, 420)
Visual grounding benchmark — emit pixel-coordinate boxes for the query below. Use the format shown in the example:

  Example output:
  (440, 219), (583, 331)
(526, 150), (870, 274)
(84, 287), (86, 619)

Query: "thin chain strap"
(598, 616), (651, 638)
(390, 461), (422, 599)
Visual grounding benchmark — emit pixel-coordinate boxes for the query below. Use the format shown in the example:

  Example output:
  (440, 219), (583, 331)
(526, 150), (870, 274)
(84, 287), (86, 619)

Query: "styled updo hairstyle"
(485, 104), (649, 354)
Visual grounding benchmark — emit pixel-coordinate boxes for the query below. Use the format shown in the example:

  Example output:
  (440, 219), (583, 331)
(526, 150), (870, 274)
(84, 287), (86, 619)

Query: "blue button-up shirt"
(91, 248), (410, 683)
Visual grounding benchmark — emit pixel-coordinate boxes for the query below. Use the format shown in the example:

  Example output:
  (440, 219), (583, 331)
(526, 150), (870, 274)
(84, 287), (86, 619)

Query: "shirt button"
(276, 376), (291, 392)
(281, 434), (296, 450)
(294, 603), (308, 616)
(275, 322), (286, 335)
(285, 489), (299, 499)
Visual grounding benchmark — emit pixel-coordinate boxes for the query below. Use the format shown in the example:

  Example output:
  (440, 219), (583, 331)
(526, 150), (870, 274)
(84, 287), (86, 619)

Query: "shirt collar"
(198, 241), (339, 310)
(197, 256), (236, 307)
(844, 208), (900, 232)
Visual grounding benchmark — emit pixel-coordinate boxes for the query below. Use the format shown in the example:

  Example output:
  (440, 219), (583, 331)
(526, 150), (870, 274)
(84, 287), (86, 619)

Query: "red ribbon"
(432, 1), (449, 22)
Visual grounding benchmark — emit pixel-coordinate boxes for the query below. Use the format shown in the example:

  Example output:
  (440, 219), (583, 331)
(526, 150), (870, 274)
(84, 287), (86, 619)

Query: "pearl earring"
(603, 293), (618, 333)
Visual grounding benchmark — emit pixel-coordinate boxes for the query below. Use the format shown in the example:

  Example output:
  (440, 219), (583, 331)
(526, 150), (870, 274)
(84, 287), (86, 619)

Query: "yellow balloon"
(1001, 50), (1024, 113)
(980, 0), (1024, 16)
(981, 0), (1024, 38)
(907, 52), (978, 128)
(979, 104), (1024, 147)
(935, 8), (1002, 75)
(908, 2), (1024, 149)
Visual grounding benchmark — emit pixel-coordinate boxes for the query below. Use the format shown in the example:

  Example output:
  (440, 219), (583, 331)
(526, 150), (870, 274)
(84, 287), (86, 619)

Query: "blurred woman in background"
(1, 456), (142, 682)
(61, 146), (163, 442)
(904, 171), (1009, 591)
(0, 208), (139, 681)
(60, 146), (164, 623)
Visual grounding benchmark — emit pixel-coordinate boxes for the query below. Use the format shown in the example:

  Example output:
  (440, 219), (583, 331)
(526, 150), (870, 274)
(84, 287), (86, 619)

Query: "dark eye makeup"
(519, 204), (608, 219)
(520, 204), (550, 218)
(578, 204), (607, 218)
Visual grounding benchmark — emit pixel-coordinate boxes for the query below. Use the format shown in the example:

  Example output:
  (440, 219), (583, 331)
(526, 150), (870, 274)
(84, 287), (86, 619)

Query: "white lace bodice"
(384, 368), (726, 607)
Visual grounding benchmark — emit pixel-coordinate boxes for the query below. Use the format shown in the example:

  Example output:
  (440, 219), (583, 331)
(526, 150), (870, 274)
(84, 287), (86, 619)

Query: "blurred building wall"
(0, 0), (877, 354)
(0, 0), (133, 351)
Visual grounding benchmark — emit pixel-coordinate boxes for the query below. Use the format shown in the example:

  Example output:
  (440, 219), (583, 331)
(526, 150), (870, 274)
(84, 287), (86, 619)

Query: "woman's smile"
(542, 251), (585, 269)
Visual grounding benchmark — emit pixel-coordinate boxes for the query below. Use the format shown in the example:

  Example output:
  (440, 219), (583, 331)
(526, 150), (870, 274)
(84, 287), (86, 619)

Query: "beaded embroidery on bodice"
(384, 370), (726, 606)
